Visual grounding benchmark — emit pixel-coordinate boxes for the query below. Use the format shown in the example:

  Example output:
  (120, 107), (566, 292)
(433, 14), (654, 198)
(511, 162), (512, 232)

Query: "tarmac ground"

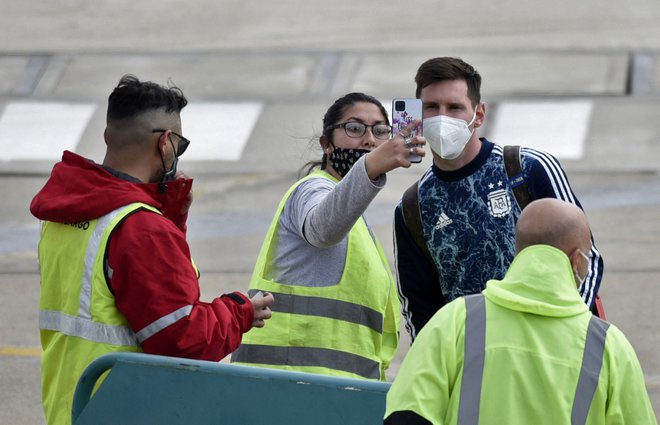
(1, 1), (659, 423)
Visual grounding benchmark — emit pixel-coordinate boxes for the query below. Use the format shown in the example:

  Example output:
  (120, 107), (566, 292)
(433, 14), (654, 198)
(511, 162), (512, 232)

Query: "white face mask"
(423, 109), (477, 160)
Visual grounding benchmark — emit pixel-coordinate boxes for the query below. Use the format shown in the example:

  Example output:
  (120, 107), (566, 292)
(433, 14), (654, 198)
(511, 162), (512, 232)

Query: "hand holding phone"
(392, 98), (423, 163)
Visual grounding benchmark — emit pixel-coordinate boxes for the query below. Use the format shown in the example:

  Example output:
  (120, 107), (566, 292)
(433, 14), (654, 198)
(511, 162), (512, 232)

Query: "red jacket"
(31, 151), (254, 360)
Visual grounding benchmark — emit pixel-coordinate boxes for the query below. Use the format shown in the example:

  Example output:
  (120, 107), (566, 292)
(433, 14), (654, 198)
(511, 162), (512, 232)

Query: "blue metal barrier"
(72, 352), (390, 424)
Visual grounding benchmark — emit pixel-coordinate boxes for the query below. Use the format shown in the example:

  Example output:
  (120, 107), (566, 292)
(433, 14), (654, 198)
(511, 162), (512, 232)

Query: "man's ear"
(155, 131), (170, 155)
(474, 102), (486, 128)
(569, 248), (581, 274)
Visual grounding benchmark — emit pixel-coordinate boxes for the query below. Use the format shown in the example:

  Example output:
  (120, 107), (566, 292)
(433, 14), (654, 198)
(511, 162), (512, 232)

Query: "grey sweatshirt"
(265, 156), (386, 287)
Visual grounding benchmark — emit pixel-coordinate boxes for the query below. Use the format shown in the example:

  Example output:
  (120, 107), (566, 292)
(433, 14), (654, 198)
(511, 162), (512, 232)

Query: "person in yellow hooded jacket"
(232, 92), (426, 380)
(385, 198), (656, 424)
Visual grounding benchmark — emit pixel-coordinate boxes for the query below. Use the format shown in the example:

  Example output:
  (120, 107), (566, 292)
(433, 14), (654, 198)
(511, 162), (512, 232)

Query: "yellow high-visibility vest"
(38, 202), (161, 425)
(232, 170), (399, 380)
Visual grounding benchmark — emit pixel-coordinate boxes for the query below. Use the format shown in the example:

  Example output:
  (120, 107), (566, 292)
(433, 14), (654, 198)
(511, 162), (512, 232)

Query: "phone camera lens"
(395, 101), (406, 111)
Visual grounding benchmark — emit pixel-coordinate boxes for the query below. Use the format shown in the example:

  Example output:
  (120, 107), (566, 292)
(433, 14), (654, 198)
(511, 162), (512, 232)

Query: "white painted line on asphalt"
(0, 101), (96, 161)
(181, 102), (263, 161)
(489, 101), (593, 159)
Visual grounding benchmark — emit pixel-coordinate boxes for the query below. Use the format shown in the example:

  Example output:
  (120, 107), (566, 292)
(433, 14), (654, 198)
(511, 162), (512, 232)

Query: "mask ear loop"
(320, 136), (334, 170)
(572, 249), (590, 286)
(467, 107), (478, 127)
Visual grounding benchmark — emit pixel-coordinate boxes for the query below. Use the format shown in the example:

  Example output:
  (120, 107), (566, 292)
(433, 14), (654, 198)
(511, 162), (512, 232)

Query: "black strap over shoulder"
(503, 145), (532, 211)
(402, 181), (437, 270)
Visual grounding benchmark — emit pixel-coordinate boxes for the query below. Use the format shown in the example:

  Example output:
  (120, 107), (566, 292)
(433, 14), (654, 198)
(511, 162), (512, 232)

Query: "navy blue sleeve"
(522, 148), (604, 309)
(394, 204), (446, 340)
(385, 410), (432, 425)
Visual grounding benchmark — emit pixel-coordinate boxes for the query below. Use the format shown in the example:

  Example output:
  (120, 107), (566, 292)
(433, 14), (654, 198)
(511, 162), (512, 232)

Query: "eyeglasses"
(326, 122), (392, 140)
(152, 129), (190, 157)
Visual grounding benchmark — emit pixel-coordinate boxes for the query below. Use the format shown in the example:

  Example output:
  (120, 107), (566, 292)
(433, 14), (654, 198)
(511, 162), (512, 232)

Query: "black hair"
(415, 57), (482, 106)
(301, 92), (389, 176)
(106, 74), (188, 123)
(321, 92), (390, 142)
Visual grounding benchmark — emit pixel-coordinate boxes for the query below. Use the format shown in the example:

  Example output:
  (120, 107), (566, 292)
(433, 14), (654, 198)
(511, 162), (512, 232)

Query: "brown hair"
(415, 57), (482, 107)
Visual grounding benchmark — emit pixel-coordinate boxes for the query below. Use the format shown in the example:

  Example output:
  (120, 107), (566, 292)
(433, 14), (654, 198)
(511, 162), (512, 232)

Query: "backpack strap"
(503, 145), (532, 211)
(402, 181), (438, 272)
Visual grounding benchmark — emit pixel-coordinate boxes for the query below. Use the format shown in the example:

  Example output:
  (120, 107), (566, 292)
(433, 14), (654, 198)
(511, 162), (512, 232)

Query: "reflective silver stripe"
(458, 294), (486, 425)
(571, 316), (610, 425)
(456, 295), (610, 425)
(231, 344), (381, 379)
(79, 208), (125, 319)
(248, 290), (383, 333)
(135, 305), (193, 343)
(39, 309), (138, 347)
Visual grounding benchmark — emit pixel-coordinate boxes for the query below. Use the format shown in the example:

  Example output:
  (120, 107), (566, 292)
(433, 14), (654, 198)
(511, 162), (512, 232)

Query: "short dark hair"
(107, 74), (188, 123)
(415, 57), (482, 106)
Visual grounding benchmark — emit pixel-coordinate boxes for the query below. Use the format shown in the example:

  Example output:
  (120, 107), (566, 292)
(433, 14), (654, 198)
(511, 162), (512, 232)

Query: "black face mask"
(326, 146), (370, 178)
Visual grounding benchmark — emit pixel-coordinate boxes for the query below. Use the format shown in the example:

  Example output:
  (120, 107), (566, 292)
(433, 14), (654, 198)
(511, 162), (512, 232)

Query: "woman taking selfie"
(231, 92), (425, 381)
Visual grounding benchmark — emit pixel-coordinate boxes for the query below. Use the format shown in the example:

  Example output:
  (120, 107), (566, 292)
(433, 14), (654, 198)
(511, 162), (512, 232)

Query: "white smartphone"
(392, 98), (423, 163)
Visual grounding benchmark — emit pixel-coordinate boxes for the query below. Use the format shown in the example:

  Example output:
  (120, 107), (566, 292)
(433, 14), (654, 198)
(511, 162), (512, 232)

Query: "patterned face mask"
(327, 146), (370, 178)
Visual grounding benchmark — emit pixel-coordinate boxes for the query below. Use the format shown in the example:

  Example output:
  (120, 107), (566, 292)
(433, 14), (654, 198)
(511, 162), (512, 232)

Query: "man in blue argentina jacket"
(394, 57), (603, 339)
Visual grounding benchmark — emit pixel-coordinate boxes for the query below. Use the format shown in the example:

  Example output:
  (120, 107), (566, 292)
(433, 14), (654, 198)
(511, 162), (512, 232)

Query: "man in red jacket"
(31, 74), (273, 425)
